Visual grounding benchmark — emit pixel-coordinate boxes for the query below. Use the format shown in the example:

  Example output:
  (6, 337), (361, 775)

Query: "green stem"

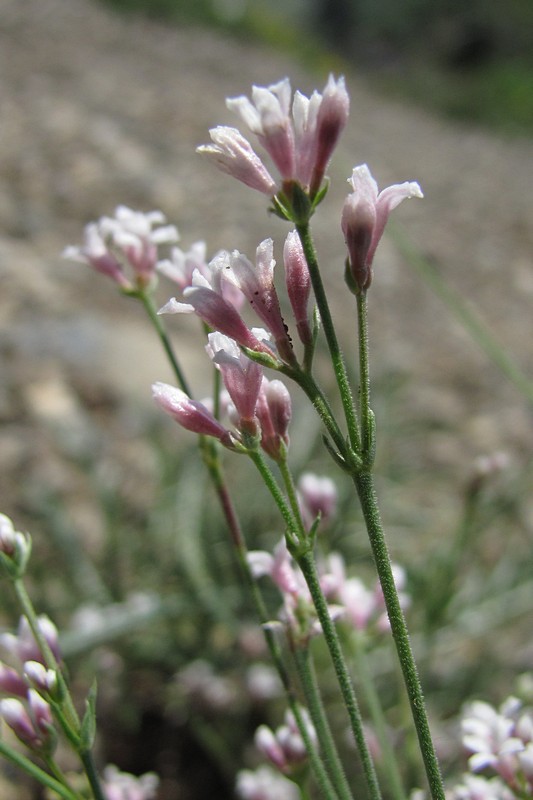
(13, 580), (80, 732)
(13, 580), (106, 800)
(350, 633), (407, 800)
(296, 222), (360, 454)
(293, 646), (353, 800)
(198, 446), (338, 798)
(0, 741), (79, 800)
(355, 293), (374, 465)
(353, 288), (444, 800)
(80, 749), (107, 800)
(353, 473), (444, 800)
(139, 289), (192, 395)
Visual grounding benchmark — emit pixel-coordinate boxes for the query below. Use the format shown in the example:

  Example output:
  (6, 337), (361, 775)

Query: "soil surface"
(0, 0), (532, 796)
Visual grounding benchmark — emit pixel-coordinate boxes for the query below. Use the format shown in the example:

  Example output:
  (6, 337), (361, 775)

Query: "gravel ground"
(0, 0), (532, 795)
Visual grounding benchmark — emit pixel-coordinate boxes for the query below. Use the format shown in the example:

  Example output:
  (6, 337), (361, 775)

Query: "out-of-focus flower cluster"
(63, 205), (178, 291)
(102, 764), (159, 800)
(453, 695), (533, 798)
(248, 512), (410, 643)
(414, 693), (533, 799)
(0, 613), (60, 753)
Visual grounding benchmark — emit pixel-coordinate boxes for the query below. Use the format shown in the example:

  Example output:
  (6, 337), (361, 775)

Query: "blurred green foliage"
(97, 0), (533, 136)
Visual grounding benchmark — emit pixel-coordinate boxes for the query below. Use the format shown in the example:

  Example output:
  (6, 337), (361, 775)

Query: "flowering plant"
(1, 72), (530, 800)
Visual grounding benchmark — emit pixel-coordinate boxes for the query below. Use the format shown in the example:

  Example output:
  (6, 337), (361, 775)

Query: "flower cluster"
(102, 764), (159, 800)
(236, 764), (300, 800)
(452, 695), (533, 798)
(255, 707), (317, 774)
(63, 205), (178, 290)
(198, 74), (350, 198)
(0, 614), (61, 753)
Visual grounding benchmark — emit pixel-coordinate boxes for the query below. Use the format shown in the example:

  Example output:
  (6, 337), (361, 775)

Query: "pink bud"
(0, 698), (42, 749)
(206, 333), (263, 426)
(0, 662), (27, 697)
(152, 383), (233, 446)
(309, 75), (350, 195)
(283, 231), (312, 346)
(342, 164), (423, 292)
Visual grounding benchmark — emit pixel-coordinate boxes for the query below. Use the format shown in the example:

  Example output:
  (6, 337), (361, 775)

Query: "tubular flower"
(159, 266), (274, 359)
(223, 240), (294, 364)
(62, 223), (130, 290)
(197, 126), (277, 196)
(152, 382), (234, 447)
(342, 164), (423, 292)
(206, 332), (263, 431)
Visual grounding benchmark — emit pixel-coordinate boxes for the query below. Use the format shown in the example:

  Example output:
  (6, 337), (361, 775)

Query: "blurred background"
(0, 0), (532, 797)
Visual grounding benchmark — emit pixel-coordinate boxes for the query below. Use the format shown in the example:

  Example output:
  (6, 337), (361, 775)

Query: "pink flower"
(152, 382), (234, 447)
(159, 265), (274, 359)
(99, 205), (178, 287)
(342, 164), (423, 292)
(157, 241), (209, 289)
(223, 75), (349, 195)
(206, 332), (263, 428)
(227, 78), (295, 180)
(102, 765), (159, 800)
(223, 241), (294, 363)
(64, 206), (178, 290)
(255, 708), (316, 773)
(236, 765), (299, 800)
(0, 615), (60, 666)
(197, 127), (277, 196)
(297, 473), (337, 530)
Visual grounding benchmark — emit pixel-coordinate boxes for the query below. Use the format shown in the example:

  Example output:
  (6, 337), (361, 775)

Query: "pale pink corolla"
(63, 223), (130, 289)
(227, 78), (295, 180)
(102, 765), (159, 800)
(99, 205), (178, 287)
(152, 382), (234, 447)
(223, 241), (294, 363)
(206, 332), (263, 426)
(449, 773), (515, 800)
(297, 473), (337, 530)
(0, 693), (53, 751)
(236, 765), (299, 800)
(157, 241), (209, 289)
(197, 126), (277, 195)
(225, 75), (349, 194)
(255, 708), (316, 773)
(462, 699), (524, 782)
(342, 164), (423, 291)
(159, 268), (273, 358)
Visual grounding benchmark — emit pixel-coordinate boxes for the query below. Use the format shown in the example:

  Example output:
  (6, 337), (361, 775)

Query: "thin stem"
(296, 222), (360, 454)
(138, 289), (192, 395)
(13, 580), (106, 800)
(293, 646), (354, 800)
(356, 293), (374, 464)
(353, 289), (444, 800)
(249, 449), (381, 799)
(350, 633), (407, 800)
(80, 749), (107, 800)
(297, 551), (382, 800)
(0, 741), (79, 800)
(13, 580), (80, 731)
(354, 475), (444, 800)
